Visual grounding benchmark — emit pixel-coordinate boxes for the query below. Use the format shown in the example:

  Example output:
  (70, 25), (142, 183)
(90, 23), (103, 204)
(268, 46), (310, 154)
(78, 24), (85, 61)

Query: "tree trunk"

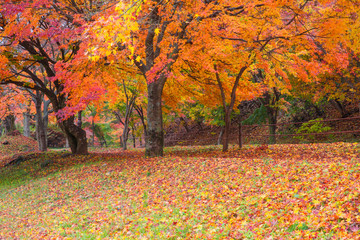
(59, 116), (88, 154)
(4, 115), (16, 134)
(265, 105), (278, 144)
(77, 111), (82, 127)
(261, 88), (280, 145)
(268, 116), (277, 144)
(35, 94), (47, 152)
(222, 110), (231, 152)
(122, 126), (129, 150)
(131, 126), (136, 148)
(180, 117), (190, 132)
(134, 104), (147, 147)
(43, 99), (51, 148)
(331, 99), (349, 118)
(214, 64), (248, 152)
(139, 135), (143, 147)
(49, 93), (88, 154)
(23, 110), (31, 138)
(119, 137), (123, 148)
(217, 127), (224, 146)
(238, 121), (243, 149)
(145, 82), (164, 157)
(92, 117), (95, 146)
(197, 121), (203, 130)
(100, 134), (107, 147)
(0, 120), (3, 137)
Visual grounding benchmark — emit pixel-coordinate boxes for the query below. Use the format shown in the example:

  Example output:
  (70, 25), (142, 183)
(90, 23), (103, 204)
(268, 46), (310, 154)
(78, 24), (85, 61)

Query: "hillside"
(164, 102), (360, 147)
(0, 134), (39, 167)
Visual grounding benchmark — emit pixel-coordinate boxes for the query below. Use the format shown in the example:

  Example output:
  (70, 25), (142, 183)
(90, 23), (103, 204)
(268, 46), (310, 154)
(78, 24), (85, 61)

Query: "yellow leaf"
(154, 28), (160, 36)
(128, 46), (135, 55)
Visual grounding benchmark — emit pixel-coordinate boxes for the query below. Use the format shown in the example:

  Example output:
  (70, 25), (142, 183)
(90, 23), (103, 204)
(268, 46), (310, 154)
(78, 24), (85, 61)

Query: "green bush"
(294, 118), (331, 142)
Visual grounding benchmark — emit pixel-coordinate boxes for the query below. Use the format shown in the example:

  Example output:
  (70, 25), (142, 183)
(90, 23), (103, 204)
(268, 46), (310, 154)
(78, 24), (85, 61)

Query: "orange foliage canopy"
(57, 0), (359, 109)
(0, 0), (358, 114)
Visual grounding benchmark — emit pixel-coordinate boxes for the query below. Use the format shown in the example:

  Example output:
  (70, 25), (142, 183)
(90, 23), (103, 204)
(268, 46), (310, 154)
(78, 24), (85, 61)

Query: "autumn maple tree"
(87, 0), (201, 156)
(110, 77), (146, 150)
(284, 3), (360, 119)
(1, 0), (358, 156)
(169, 0), (356, 151)
(0, 0), (116, 154)
(66, 0), (263, 155)
(63, 0), (357, 155)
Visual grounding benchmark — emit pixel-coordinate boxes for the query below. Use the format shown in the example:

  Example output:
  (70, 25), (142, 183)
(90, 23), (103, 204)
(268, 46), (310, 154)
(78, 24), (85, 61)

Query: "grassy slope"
(1, 143), (360, 239)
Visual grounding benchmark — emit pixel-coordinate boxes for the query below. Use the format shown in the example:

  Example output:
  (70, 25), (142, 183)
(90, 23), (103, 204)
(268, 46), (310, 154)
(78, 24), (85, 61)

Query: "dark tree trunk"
(134, 104), (147, 146)
(222, 110), (231, 152)
(122, 126), (129, 150)
(92, 117), (95, 146)
(35, 92), (47, 152)
(197, 121), (203, 130)
(238, 121), (243, 149)
(4, 115), (16, 135)
(127, 0), (191, 156)
(113, 84), (136, 151)
(43, 99), (51, 147)
(58, 116), (88, 154)
(145, 81), (164, 157)
(77, 111), (82, 127)
(132, 126), (136, 148)
(100, 132), (107, 147)
(119, 137), (123, 148)
(331, 99), (349, 118)
(268, 114), (277, 144)
(180, 117), (190, 132)
(139, 135), (143, 147)
(261, 88), (280, 144)
(214, 64), (248, 152)
(45, 91), (88, 154)
(120, 108), (133, 150)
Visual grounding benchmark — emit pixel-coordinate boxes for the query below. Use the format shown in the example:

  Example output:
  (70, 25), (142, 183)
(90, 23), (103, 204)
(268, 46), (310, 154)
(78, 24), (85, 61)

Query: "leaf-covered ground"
(1, 143), (360, 239)
(0, 135), (39, 167)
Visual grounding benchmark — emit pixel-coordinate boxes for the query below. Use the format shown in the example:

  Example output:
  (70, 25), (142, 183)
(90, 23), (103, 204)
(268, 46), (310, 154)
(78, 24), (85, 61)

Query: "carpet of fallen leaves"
(1, 142), (360, 239)
(0, 135), (39, 166)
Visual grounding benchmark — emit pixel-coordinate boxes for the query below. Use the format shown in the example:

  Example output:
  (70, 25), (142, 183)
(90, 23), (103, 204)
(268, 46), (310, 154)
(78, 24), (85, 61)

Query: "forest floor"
(1, 143), (360, 239)
(0, 135), (39, 167)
